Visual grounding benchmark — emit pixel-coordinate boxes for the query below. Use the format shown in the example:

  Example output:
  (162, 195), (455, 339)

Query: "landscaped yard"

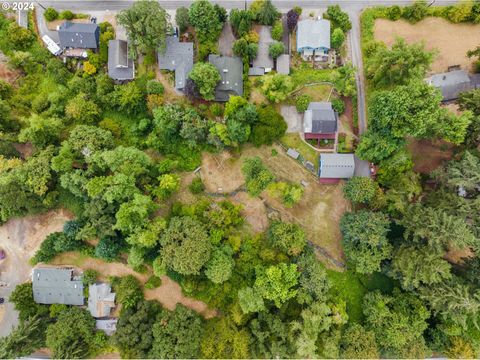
(293, 83), (333, 102)
(374, 17), (480, 73)
(280, 132), (319, 167)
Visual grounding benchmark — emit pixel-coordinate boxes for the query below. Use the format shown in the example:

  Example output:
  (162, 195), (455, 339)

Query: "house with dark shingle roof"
(425, 69), (477, 101)
(304, 102), (338, 142)
(108, 39), (134, 81)
(58, 21), (100, 50)
(32, 267), (84, 306)
(318, 153), (355, 184)
(208, 54), (244, 102)
(158, 36), (193, 90)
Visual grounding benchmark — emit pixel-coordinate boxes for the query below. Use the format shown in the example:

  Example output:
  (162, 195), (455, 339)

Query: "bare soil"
(0, 63), (20, 84)
(374, 17), (480, 73)
(201, 152), (244, 193)
(407, 138), (456, 174)
(230, 192), (269, 233)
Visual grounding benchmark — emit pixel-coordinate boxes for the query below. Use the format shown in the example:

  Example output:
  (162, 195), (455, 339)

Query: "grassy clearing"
(294, 84), (333, 102)
(280, 133), (318, 168)
(291, 68), (334, 88)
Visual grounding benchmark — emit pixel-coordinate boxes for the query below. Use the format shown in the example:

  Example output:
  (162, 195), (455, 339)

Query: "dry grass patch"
(407, 138), (456, 174)
(374, 17), (480, 73)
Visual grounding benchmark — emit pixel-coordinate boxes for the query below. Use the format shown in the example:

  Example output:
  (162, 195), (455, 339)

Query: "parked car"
(0, 249), (5, 260)
(0, 298), (4, 304)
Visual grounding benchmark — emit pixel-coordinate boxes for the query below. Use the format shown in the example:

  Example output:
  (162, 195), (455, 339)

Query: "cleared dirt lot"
(374, 17), (480, 73)
(407, 138), (455, 174)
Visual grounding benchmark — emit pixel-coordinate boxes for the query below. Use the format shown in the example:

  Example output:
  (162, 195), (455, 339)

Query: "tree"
(149, 305), (203, 358)
(332, 63), (357, 97)
(44, 7), (59, 21)
(296, 249), (330, 305)
(242, 157), (275, 196)
(0, 315), (47, 359)
(18, 114), (63, 148)
(238, 287), (265, 313)
(229, 9), (253, 37)
(286, 9), (300, 32)
(6, 23), (35, 51)
(160, 216), (212, 275)
(250, 0), (280, 26)
(295, 94), (311, 112)
(115, 300), (161, 358)
(188, 0), (223, 43)
(340, 210), (392, 274)
(117, 0), (169, 57)
(445, 151), (480, 192)
(391, 245), (452, 290)
(9, 283), (48, 322)
(175, 7), (190, 32)
(115, 275), (144, 309)
(254, 263), (299, 307)
(112, 82), (145, 115)
(325, 5), (351, 32)
(268, 41), (285, 59)
(205, 246), (235, 284)
(115, 194), (157, 234)
(46, 307), (105, 359)
(95, 236), (122, 261)
(267, 220), (306, 256)
(366, 38), (435, 87)
(331, 28), (345, 49)
(271, 20), (283, 41)
(188, 62), (221, 101)
(340, 324), (379, 359)
(402, 0), (428, 23)
(65, 93), (100, 124)
(155, 173), (180, 200)
(342, 176), (378, 205)
(363, 289), (430, 357)
(201, 317), (250, 359)
(261, 73), (294, 103)
(91, 146), (152, 176)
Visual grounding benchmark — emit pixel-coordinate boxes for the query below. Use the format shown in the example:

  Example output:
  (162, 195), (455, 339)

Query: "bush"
(82, 269), (99, 286)
(386, 5), (402, 20)
(332, 98), (345, 114)
(331, 28), (345, 49)
(268, 41), (285, 60)
(95, 236), (123, 262)
(44, 8), (59, 22)
(295, 94), (311, 112)
(242, 157), (275, 196)
(176, 7), (190, 33)
(99, 118), (122, 138)
(144, 275), (162, 289)
(32, 232), (84, 264)
(402, 1), (428, 23)
(146, 80), (164, 95)
(189, 177), (205, 194)
(115, 275), (144, 309)
(271, 20), (283, 41)
(60, 10), (75, 20)
(210, 103), (224, 117)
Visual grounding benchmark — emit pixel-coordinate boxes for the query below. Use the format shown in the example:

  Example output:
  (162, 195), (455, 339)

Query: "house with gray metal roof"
(296, 19), (330, 59)
(208, 55), (244, 102)
(319, 153), (355, 183)
(32, 267), (84, 306)
(276, 54), (290, 75)
(425, 70), (474, 101)
(158, 36), (193, 90)
(58, 21), (100, 50)
(88, 283), (116, 318)
(108, 40), (134, 81)
(304, 102), (338, 141)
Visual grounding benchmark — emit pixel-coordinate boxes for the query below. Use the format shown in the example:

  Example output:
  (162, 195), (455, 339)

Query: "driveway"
(218, 22), (235, 56)
(0, 210), (72, 337)
(281, 105), (303, 133)
(35, 6), (59, 42)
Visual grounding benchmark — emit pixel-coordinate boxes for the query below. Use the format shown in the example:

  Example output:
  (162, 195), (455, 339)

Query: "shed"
(276, 54), (290, 75)
(158, 36), (193, 90)
(88, 283), (116, 318)
(108, 40), (134, 81)
(296, 19), (330, 55)
(248, 67), (265, 76)
(304, 102), (338, 140)
(32, 267), (84, 306)
(319, 153), (355, 181)
(208, 55), (244, 101)
(425, 70), (472, 101)
(96, 319), (118, 336)
(58, 21), (100, 50)
(287, 148), (300, 159)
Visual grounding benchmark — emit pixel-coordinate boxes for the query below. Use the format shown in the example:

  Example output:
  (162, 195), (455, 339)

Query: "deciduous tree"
(188, 62), (221, 101)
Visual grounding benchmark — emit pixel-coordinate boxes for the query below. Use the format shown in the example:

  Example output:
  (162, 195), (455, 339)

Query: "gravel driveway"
(281, 105), (303, 133)
(218, 22), (235, 56)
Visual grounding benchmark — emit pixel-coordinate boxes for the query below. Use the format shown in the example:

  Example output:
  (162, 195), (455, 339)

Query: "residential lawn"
(291, 68), (334, 88)
(280, 133), (318, 169)
(294, 84), (332, 102)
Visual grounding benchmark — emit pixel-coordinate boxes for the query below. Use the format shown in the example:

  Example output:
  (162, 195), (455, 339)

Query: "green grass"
(295, 84), (332, 102)
(290, 68), (334, 88)
(280, 133), (318, 170)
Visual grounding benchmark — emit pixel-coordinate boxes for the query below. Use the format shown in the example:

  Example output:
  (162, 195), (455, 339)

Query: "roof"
(287, 148), (300, 159)
(297, 19), (330, 52)
(319, 153), (355, 179)
(96, 319), (118, 336)
(88, 283), (116, 318)
(276, 54), (290, 75)
(108, 40), (134, 80)
(248, 67), (265, 76)
(426, 70), (472, 101)
(158, 36), (193, 89)
(252, 26), (274, 70)
(58, 21), (99, 49)
(32, 267), (84, 306)
(304, 102), (338, 134)
(208, 55), (244, 102)
(42, 35), (61, 56)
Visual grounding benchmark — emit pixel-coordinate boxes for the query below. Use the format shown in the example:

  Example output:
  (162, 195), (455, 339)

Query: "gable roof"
(319, 153), (355, 179)
(158, 36), (193, 89)
(297, 19), (330, 51)
(208, 54), (244, 101)
(58, 21), (99, 49)
(276, 54), (290, 75)
(425, 70), (472, 101)
(32, 267), (84, 306)
(304, 102), (338, 134)
(108, 40), (134, 80)
(88, 283), (116, 318)
(252, 25), (274, 70)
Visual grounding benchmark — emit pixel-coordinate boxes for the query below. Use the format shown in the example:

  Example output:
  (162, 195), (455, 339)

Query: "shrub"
(331, 28), (345, 49)
(176, 7), (190, 33)
(386, 5), (402, 20)
(271, 20), (283, 41)
(115, 275), (144, 309)
(144, 275), (162, 289)
(295, 94), (311, 112)
(44, 8), (59, 22)
(242, 157), (275, 196)
(83, 61), (97, 76)
(82, 269), (99, 286)
(332, 98), (345, 114)
(95, 236), (122, 262)
(189, 177), (205, 194)
(60, 10), (75, 20)
(146, 80), (164, 95)
(268, 41), (285, 60)
(99, 118), (122, 138)
(402, 0), (428, 23)
(210, 103), (224, 117)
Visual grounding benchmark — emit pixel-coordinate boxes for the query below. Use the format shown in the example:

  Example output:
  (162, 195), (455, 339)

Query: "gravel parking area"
(281, 105), (303, 133)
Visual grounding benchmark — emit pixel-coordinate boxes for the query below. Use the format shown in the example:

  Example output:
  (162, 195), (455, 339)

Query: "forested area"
(1, 0), (480, 358)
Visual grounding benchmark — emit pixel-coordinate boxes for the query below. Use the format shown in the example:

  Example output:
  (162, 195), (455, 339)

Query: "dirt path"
(0, 209), (73, 337)
(51, 252), (217, 319)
